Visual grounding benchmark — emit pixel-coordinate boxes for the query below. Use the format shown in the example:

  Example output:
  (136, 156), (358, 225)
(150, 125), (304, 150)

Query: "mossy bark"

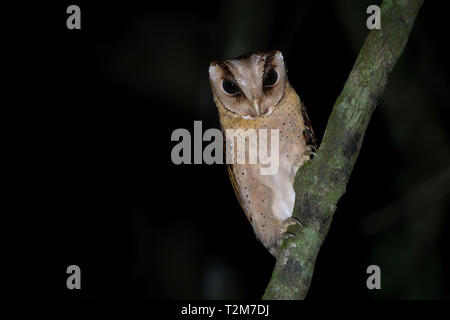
(263, 0), (425, 300)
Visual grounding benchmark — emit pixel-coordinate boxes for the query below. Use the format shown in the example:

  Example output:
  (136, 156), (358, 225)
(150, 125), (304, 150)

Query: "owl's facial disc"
(209, 50), (287, 119)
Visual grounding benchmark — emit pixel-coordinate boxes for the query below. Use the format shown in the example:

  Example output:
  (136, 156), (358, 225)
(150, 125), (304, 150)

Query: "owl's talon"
(275, 217), (304, 251)
(305, 150), (317, 159)
(282, 232), (296, 240)
(283, 216), (304, 230)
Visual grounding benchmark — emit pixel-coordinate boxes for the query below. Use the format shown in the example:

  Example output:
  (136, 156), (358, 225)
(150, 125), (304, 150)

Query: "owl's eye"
(222, 79), (240, 95)
(263, 68), (278, 87)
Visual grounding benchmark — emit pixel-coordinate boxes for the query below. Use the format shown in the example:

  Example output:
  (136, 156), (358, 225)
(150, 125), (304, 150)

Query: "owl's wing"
(226, 164), (273, 227)
(300, 101), (318, 149)
(222, 126), (249, 220)
(226, 164), (248, 214)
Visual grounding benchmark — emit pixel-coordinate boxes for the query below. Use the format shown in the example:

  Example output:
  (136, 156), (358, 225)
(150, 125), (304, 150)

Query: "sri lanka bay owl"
(208, 50), (317, 257)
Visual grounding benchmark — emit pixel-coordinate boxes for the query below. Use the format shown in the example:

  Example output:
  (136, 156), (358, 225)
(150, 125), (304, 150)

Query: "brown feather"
(226, 164), (252, 223)
(300, 101), (317, 149)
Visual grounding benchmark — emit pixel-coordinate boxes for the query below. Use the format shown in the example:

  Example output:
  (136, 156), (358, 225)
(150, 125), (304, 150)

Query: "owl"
(208, 50), (317, 257)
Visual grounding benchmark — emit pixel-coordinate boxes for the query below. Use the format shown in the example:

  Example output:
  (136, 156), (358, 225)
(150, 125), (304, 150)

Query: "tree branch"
(262, 0), (425, 300)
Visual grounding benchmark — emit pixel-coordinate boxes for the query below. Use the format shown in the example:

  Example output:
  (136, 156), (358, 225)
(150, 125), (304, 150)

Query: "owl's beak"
(253, 99), (261, 116)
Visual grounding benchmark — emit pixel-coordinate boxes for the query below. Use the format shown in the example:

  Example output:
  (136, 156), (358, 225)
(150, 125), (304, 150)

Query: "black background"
(2, 1), (450, 299)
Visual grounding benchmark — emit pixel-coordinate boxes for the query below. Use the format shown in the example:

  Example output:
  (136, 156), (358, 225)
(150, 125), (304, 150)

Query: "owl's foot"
(305, 147), (317, 160)
(275, 217), (304, 254)
(280, 216), (304, 233)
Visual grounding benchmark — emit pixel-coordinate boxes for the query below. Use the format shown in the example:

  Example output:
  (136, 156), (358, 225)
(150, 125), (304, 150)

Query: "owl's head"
(209, 50), (287, 119)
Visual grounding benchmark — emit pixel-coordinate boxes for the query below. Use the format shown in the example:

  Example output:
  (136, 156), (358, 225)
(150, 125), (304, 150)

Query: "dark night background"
(2, 1), (450, 299)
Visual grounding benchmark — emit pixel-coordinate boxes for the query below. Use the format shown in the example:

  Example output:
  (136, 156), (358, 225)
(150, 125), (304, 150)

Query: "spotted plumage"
(209, 51), (316, 257)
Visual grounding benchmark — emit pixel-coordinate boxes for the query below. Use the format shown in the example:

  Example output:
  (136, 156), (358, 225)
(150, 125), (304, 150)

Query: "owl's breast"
(260, 156), (296, 221)
(222, 84), (313, 251)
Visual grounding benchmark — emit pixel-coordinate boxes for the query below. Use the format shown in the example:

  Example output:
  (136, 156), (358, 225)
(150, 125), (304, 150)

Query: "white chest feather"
(261, 157), (296, 222)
